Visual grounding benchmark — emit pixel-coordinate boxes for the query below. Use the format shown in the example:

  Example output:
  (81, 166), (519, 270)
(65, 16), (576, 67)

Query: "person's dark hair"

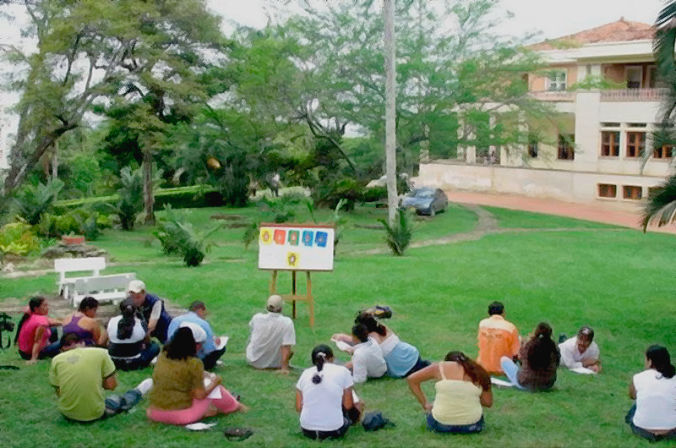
(60, 332), (82, 348)
(577, 326), (594, 342)
(352, 323), (369, 343)
(488, 301), (504, 316)
(189, 301), (206, 312)
(78, 296), (99, 313)
(355, 312), (386, 336)
(646, 345), (675, 379)
(526, 322), (560, 370)
(311, 344), (333, 384)
(166, 327), (197, 360)
(445, 351), (491, 391)
(117, 299), (136, 340)
(14, 296), (46, 345)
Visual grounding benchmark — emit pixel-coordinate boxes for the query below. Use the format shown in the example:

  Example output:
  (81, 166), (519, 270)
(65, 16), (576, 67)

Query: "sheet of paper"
(216, 336), (229, 350)
(330, 337), (353, 352)
(203, 374), (222, 399)
(185, 422), (217, 431)
(352, 390), (360, 403)
(490, 377), (516, 387)
(570, 366), (596, 375)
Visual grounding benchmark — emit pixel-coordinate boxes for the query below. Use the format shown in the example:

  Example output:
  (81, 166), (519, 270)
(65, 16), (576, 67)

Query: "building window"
(653, 145), (673, 159)
(528, 134), (538, 158)
(626, 132), (645, 158)
(601, 131), (619, 157)
(598, 184), (617, 198)
(626, 66), (643, 89)
(557, 134), (575, 160)
(547, 70), (567, 91)
(623, 185), (643, 200)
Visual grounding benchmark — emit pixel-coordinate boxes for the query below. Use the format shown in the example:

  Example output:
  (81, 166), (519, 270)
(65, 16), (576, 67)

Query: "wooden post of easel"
(270, 270), (314, 327)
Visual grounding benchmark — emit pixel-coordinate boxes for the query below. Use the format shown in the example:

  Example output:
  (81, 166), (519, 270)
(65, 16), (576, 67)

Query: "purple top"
(63, 315), (95, 344)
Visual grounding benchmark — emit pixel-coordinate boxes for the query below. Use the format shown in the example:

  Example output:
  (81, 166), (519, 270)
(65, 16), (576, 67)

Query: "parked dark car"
(400, 187), (448, 216)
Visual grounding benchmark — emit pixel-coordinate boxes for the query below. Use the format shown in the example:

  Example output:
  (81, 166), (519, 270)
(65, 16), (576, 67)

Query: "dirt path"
(446, 191), (676, 235)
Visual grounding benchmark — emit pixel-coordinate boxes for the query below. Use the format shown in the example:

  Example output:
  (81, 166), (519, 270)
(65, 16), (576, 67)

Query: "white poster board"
(257, 223), (334, 271)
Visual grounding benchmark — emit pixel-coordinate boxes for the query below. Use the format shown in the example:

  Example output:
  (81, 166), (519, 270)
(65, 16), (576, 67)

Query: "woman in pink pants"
(147, 327), (248, 425)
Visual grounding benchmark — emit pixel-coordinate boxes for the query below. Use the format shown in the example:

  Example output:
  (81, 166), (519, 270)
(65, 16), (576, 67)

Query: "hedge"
(54, 185), (225, 213)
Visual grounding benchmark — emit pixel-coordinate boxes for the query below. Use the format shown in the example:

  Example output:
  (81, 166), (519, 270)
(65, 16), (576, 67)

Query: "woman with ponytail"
(500, 322), (560, 391)
(626, 345), (676, 441)
(16, 296), (62, 364)
(107, 299), (160, 370)
(295, 345), (362, 440)
(407, 350), (492, 433)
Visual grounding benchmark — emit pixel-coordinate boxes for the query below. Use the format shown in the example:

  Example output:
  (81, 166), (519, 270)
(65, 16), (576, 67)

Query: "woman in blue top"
(334, 312), (429, 378)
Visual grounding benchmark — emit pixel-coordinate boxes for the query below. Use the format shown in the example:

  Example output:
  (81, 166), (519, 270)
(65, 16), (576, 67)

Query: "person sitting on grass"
(407, 351), (492, 434)
(168, 301), (227, 370)
(559, 326), (601, 373)
(127, 280), (173, 344)
(345, 323), (387, 384)
(246, 294), (296, 374)
(147, 327), (248, 426)
(626, 345), (676, 442)
(476, 301), (520, 375)
(296, 345), (363, 441)
(50, 332), (149, 422)
(15, 296), (62, 364)
(107, 299), (160, 371)
(501, 322), (560, 391)
(62, 297), (107, 346)
(333, 312), (429, 378)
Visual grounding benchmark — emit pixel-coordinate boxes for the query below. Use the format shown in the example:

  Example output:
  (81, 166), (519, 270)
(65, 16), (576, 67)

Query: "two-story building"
(418, 19), (674, 211)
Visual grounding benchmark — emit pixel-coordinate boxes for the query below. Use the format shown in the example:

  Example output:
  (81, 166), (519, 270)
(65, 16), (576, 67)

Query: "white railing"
(529, 90), (576, 102)
(600, 88), (669, 102)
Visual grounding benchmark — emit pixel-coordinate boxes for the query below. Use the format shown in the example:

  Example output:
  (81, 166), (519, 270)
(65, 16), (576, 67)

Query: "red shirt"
(18, 314), (52, 354)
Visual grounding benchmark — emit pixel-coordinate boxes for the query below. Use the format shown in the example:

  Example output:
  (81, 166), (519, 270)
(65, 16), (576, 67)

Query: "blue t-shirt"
(385, 341), (420, 377)
(167, 312), (216, 356)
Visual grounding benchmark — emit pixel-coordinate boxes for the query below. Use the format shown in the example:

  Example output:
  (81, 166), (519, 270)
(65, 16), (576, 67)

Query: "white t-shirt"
(558, 337), (600, 370)
(246, 312), (296, 369)
(632, 369), (676, 430)
(296, 363), (353, 431)
(107, 316), (145, 343)
(352, 337), (387, 384)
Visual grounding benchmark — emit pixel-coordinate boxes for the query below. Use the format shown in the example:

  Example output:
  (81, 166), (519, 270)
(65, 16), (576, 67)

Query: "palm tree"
(644, 1), (676, 231)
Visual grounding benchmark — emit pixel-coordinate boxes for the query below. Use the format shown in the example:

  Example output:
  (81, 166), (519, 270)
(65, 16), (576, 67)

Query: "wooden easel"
(269, 270), (314, 327)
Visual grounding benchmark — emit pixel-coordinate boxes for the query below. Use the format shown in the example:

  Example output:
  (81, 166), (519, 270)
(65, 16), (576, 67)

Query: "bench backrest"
(73, 273), (135, 294)
(54, 257), (106, 283)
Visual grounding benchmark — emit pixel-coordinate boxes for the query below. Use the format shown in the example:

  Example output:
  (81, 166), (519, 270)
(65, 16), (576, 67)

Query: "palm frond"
(642, 175), (676, 231)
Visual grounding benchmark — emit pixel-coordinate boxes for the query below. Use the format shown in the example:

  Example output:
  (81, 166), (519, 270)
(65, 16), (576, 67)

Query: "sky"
(0, 0), (666, 165)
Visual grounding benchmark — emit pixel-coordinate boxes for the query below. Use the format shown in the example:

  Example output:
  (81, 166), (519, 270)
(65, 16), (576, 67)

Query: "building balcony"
(529, 90), (576, 102)
(600, 88), (669, 102)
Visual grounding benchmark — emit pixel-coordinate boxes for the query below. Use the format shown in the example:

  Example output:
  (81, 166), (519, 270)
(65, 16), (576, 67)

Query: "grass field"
(0, 203), (674, 448)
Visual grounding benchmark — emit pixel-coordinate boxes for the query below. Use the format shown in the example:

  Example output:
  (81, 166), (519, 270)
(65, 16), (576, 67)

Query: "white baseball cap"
(128, 280), (146, 294)
(180, 322), (207, 344)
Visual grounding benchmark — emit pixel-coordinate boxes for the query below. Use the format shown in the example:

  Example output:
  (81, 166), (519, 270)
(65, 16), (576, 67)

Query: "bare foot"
(237, 403), (250, 413)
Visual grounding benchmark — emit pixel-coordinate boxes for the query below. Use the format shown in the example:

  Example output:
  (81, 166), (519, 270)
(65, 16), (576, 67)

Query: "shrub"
(0, 222), (40, 257)
(314, 176), (364, 211)
(36, 208), (112, 241)
(13, 179), (64, 225)
(361, 186), (388, 203)
(153, 206), (221, 266)
(111, 167), (144, 230)
(378, 208), (413, 256)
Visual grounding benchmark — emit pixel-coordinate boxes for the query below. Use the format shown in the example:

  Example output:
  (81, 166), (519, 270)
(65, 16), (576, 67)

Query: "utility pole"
(383, 0), (398, 223)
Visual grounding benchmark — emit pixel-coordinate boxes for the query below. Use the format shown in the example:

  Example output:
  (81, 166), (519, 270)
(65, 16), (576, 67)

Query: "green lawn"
(1, 203), (674, 448)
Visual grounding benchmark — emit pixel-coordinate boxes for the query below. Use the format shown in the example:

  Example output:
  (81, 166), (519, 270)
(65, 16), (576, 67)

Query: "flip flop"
(223, 427), (253, 441)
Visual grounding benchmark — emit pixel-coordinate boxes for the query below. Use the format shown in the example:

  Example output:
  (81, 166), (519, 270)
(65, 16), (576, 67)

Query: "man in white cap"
(246, 295), (296, 373)
(127, 280), (172, 343)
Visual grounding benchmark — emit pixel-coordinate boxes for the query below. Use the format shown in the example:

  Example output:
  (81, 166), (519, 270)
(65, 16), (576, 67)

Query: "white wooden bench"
(55, 257), (107, 301)
(71, 273), (136, 308)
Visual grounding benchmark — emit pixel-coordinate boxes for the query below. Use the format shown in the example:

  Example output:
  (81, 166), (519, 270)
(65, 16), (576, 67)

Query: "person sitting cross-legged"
(107, 299), (160, 371)
(127, 280), (172, 344)
(168, 301), (226, 370)
(246, 295), (296, 374)
(559, 326), (601, 373)
(407, 351), (492, 434)
(62, 297), (107, 347)
(476, 301), (520, 375)
(147, 327), (248, 426)
(49, 332), (146, 422)
(626, 345), (676, 442)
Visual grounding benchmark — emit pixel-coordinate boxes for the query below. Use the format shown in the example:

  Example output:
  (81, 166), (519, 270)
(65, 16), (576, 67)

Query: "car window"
(414, 189), (434, 198)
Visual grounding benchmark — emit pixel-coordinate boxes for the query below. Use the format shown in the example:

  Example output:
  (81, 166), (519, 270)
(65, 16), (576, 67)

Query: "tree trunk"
(383, 0), (398, 223)
(142, 149), (155, 225)
(51, 140), (58, 179)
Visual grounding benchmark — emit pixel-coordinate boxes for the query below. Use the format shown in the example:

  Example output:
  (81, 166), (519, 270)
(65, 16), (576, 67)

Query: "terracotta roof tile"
(529, 18), (654, 51)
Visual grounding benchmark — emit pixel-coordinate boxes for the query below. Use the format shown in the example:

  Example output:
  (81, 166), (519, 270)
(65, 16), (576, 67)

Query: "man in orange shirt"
(476, 301), (520, 375)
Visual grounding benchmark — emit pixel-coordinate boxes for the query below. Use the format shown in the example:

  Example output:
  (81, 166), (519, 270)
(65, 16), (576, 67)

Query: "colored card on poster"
(286, 252), (299, 267)
(315, 231), (328, 247)
(302, 230), (314, 247)
(273, 229), (286, 245)
(259, 228), (273, 245)
(288, 230), (299, 246)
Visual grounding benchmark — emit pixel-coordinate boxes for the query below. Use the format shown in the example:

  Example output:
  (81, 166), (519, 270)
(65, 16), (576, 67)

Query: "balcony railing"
(600, 88), (669, 102)
(529, 90), (576, 102)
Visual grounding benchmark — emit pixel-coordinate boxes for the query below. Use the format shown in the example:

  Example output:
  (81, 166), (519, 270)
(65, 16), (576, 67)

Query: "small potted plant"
(61, 234), (85, 245)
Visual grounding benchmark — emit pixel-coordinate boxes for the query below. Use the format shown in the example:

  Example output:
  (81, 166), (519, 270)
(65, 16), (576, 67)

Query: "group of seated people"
(14, 289), (676, 442)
